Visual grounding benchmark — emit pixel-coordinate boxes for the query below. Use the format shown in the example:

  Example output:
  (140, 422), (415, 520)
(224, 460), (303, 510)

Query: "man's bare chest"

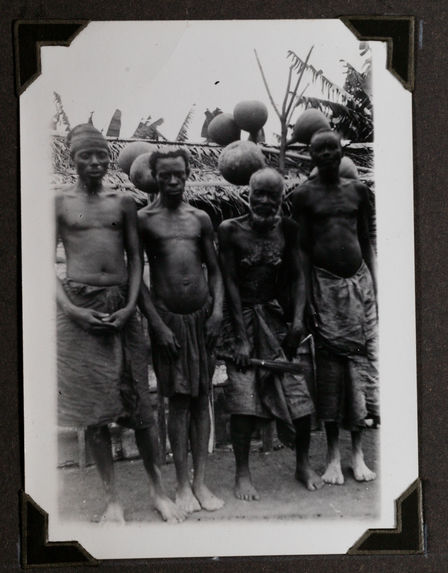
(61, 198), (122, 231)
(145, 216), (202, 243)
(311, 188), (360, 220)
(237, 232), (285, 268)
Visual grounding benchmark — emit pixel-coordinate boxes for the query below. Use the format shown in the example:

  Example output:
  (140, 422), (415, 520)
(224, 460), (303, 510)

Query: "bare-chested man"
(138, 149), (225, 514)
(218, 168), (322, 500)
(290, 129), (378, 485)
(56, 124), (184, 523)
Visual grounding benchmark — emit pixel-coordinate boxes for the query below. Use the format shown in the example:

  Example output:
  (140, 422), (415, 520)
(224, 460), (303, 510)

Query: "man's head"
(248, 168), (284, 231)
(309, 128), (342, 173)
(149, 149), (190, 206)
(67, 124), (110, 184)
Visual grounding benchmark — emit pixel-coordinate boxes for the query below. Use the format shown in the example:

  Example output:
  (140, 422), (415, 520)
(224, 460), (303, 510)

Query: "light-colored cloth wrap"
(57, 280), (154, 429)
(310, 261), (379, 429)
(220, 300), (315, 423)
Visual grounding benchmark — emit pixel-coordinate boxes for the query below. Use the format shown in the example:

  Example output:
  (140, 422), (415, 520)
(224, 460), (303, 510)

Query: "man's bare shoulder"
(55, 184), (77, 200)
(182, 204), (217, 236)
(289, 180), (313, 202)
(218, 214), (248, 235)
(341, 177), (370, 200)
(55, 185), (78, 214)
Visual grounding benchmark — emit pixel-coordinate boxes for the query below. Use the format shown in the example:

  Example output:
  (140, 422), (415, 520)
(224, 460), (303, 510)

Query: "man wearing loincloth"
(290, 129), (378, 485)
(138, 149), (225, 513)
(218, 167), (322, 500)
(56, 124), (185, 523)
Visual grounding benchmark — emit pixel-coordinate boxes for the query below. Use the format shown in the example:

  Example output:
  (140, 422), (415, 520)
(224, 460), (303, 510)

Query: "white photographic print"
(20, 20), (418, 559)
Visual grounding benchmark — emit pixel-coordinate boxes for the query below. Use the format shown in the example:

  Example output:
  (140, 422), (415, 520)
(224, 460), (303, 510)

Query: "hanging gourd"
(218, 140), (266, 185)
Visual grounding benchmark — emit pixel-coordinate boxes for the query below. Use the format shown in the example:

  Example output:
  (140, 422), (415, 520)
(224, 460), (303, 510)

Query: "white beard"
(249, 208), (281, 232)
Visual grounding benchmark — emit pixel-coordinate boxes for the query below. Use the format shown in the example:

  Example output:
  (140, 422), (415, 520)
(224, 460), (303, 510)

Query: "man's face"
(310, 132), (342, 171)
(73, 146), (109, 183)
(154, 157), (187, 202)
(249, 178), (282, 231)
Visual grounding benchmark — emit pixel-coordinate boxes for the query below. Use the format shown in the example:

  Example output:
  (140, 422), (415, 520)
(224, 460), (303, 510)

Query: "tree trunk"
(278, 118), (288, 174)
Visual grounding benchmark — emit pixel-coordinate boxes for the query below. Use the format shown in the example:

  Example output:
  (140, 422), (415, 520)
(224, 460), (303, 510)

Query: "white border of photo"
(20, 20), (417, 559)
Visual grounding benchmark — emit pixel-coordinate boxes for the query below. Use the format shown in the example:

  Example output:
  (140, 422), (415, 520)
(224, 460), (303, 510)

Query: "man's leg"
(351, 429), (376, 481)
(189, 394), (224, 510)
(230, 414), (259, 500)
(134, 427), (186, 522)
(294, 415), (324, 491)
(168, 394), (201, 513)
(321, 421), (344, 485)
(85, 425), (125, 522)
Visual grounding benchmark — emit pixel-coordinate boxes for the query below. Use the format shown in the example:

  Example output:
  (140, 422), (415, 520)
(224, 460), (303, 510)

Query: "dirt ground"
(59, 427), (379, 523)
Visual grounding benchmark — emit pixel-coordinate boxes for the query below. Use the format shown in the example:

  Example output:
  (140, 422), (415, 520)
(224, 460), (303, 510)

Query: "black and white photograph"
(20, 19), (418, 559)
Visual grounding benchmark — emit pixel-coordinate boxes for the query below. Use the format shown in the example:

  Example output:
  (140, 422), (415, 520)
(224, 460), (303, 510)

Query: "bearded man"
(218, 167), (322, 500)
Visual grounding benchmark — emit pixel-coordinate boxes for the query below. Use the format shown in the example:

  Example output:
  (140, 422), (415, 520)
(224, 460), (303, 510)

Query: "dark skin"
(138, 155), (225, 513)
(218, 170), (323, 497)
(56, 144), (185, 523)
(290, 131), (376, 484)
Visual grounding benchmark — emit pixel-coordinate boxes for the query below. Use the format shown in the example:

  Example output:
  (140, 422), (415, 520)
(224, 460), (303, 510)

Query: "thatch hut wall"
(51, 135), (374, 227)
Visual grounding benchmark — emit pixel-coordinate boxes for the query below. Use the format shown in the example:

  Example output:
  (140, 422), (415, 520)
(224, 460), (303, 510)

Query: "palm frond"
(176, 105), (195, 142)
(106, 109), (122, 138)
(287, 50), (351, 104)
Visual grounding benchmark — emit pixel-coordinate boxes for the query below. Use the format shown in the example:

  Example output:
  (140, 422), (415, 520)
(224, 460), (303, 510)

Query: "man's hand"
(101, 307), (133, 331)
(68, 307), (115, 334)
(233, 339), (252, 369)
(282, 323), (305, 361)
(152, 324), (180, 362)
(205, 313), (222, 351)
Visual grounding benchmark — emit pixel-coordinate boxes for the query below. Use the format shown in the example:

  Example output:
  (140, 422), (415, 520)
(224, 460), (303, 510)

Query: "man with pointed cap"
(56, 124), (185, 523)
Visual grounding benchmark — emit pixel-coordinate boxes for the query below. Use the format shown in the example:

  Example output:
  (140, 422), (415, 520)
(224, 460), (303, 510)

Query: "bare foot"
(193, 484), (224, 511)
(234, 475), (260, 501)
(93, 501), (125, 524)
(153, 494), (187, 523)
(175, 485), (201, 514)
(352, 453), (376, 482)
(295, 466), (324, 491)
(322, 460), (344, 485)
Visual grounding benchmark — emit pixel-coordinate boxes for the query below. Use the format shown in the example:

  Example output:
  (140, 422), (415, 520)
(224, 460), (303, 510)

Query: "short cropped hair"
(309, 128), (342, 146)
(149, 148), (191, 177)
(249, 167), (284, 193)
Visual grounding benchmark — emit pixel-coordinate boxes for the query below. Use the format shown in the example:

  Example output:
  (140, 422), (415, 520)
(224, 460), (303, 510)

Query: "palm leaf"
(176, 105), (195, 142)
(287, 50), (351, 103)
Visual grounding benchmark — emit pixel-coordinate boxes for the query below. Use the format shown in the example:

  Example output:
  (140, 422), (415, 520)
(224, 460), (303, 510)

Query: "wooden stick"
(254, 49), (281, 120)
(285, 46), (314, 119)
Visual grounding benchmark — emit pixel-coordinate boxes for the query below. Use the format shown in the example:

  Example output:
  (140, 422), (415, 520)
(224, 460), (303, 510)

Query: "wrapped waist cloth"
(57, 279), (154, 429)
(310, 262), (379, 428)
(218, 299), (315, 423)
(150, 297), (215, 398)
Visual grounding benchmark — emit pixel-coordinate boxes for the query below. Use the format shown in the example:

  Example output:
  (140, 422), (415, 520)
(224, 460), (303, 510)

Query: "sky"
(38, 20), (367, 144)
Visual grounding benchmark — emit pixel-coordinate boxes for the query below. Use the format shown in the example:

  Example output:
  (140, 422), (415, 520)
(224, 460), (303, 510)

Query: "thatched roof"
(51, 135), (374, 226)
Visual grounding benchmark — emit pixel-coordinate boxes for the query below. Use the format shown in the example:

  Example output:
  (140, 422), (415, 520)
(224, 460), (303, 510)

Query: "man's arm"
(290, 185), (313, 304)
(281, 223), (307, 360)
(217, 220), (250, 367)
(199, 211), (224, 350)
(357, 183), (377, 293)
(103, 194), (142, 329)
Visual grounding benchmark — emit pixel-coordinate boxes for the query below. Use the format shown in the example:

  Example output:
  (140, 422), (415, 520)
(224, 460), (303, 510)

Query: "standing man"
(57, 124), (185, 523)
(138, 149), (225, 514)
(290, 129), (378, 485)
(218, 168), (322, 500)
